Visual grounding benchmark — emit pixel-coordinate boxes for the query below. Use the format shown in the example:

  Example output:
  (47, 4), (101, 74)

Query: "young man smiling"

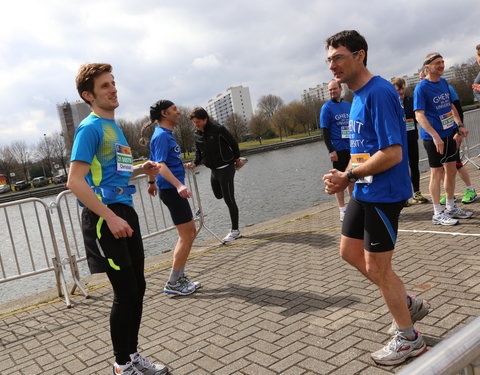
(323, 30), (429, 366)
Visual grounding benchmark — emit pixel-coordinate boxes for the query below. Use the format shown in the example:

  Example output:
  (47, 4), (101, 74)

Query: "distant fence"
(0, 170), (221, 308)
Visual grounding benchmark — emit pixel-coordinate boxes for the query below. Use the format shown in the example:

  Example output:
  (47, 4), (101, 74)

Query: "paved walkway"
(1, 163), (480, 374)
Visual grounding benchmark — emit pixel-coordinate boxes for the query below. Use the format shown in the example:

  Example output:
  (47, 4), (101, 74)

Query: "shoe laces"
(117, 362), (142, 375)
(133, 353), (154, 369)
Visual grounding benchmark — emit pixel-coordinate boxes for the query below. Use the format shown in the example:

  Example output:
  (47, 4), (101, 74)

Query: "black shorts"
(423, 134), (458, 168)
(341, 197), (404, 252)
(333, 149), (351, 172)
(160, 189), (193, 225)
(82, 203), (144, 274)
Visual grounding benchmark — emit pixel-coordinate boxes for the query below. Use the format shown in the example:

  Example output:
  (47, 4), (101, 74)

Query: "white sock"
(467, 186), (474, 191)
(446, 199), (455, 211)
(115, 362), (130, 371)
(339, 206), (346, 213)
(433, 204), (442, 215)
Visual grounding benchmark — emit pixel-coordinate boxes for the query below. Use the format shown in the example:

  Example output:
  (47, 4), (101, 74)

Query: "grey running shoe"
(163, 277), (196, 296)
(113, 362), (143, 375)
(371, 331), (427, 366)
(388, 296), (431, 335)
(130, 353), (168, 375)
(445, 205), (473, 219)
(181, 275), (202, 290)
(223, 229), (242, 242)
(432, 212), (458, 226)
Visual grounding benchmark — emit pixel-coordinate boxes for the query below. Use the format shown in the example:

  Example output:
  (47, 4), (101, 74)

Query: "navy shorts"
(333, 149), (351, 172)
(341, 197), (405, 252)
(423, 134), (458, 168)
(160, 189), (193, 225)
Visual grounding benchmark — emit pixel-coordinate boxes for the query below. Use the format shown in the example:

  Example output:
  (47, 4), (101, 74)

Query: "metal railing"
(1, 170), (221, 308)
(397, 316), (480, 375)
(0, 198), (72, 305)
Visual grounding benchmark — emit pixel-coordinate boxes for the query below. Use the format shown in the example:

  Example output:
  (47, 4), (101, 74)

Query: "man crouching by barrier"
(67, 63), (169, 375)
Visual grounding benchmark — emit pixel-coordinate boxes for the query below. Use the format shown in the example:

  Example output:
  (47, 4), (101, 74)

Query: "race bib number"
(115, 144), (133, 173)
(351, 153), (373, 184)
(440, 112), (454, 130)
(341, 125), (350, 139)
(406, 119), (415, 131)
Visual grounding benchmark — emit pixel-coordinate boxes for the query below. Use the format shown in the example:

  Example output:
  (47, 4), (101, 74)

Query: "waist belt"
(92, 185), (137, 200)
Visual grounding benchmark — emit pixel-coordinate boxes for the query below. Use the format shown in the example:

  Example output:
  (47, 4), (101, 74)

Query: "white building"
(205, 85), (253, 125)
(57, 100), (91, 151)
(301, 83), (331, 103)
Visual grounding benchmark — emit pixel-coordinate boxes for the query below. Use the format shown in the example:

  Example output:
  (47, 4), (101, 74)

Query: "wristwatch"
(347, 169), (358, 183)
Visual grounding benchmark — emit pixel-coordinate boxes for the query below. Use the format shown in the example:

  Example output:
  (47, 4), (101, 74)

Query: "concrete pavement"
(1, 163), (480, 374)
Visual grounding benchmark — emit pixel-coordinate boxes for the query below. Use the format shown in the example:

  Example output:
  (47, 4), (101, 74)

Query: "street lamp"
(44, 133), (53, 177)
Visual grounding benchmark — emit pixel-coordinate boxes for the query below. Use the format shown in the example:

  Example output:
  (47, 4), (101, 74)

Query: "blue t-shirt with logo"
(414, 77), (455, 140)
(320, 99), (351, 151)
(150, 126), (185, 189)
(349, 76), (411, 203)
(70, 113), (133, 206)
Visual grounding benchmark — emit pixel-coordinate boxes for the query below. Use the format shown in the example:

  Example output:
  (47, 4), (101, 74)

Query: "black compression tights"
(210, 163), (239, 230)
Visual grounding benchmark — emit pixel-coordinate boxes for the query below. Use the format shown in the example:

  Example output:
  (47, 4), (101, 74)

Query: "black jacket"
(193, 121), (240, 169)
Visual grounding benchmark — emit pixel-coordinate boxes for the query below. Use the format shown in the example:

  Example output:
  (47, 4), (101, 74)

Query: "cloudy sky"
(0, 0), (478, 148)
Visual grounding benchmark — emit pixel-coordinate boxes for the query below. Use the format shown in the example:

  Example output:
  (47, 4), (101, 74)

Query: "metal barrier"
(463, 108), (480, 167)
(0, 198), (72, 306)
(397, 316), (480, 375)
(53, 170), (222, 303)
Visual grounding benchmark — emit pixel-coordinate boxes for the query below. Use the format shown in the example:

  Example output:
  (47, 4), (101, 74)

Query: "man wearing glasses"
(323, 30), (429, 365)
(414, 53), (471, 226)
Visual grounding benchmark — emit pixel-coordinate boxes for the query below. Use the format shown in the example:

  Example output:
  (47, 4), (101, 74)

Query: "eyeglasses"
(325, 51), (360, 65)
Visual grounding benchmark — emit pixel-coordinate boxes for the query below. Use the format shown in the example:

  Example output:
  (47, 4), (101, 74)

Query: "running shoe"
(130, 353), (168, 375)
(432, 212), (458, 226)
(223, 229), (242, 242)
(445, 205), (473, 219)
(163, 277), (196, 296)
(181, 275), (202, 290)
(461, 188), (477, 204)
(440, 194), (456, 205)
(412, 191), (428, 204)
(113, 362), (143, 375)
(388, 296), (431, 335)
(371, 331), (427, 366)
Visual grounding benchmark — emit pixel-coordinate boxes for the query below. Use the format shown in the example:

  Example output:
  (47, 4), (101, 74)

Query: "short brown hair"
(189, 107), (209, 121)
(76, 63), (113, 105)
(390, 77), (405, 88)
(476, 44), (480, 55)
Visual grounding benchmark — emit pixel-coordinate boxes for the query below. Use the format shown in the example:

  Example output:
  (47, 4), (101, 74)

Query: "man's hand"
(458, 127), (468, 137)
(329, 151), (338, 162)
(184, 162), (196, 169)
(142, 161), (161, 177)
(472, 83), (480, 92)
(432, 135), (445, 155)
(105, 215), (134, 239)
(323, 169), (349, 194)
(234, 159), (246, 169)
(177, 184), (192, 199)
(147, 183), (157, 197)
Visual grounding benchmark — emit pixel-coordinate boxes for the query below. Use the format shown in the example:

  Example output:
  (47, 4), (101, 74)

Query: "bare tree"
(118, 116), (150, 158)
(285, 101), (311, 135)
(0, 145), (18, 183)
(36, 134), (55, 176)
(257, 94), (284, 119)
(10, 141), (30, 181)
(224, 113), (248, 143)
(271, 106), (292, 141)
(50, 131), (69, 176)
(173, 106), (195, 158)
(248, 113), (271, 144)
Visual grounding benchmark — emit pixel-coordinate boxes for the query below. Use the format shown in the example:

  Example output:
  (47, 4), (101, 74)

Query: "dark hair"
(476, 44), (480, 55)
(390, 77), (406, 88)
(76, 63), (113, 105)
(325, 30), (368, 66)
(189, 107), (209, 121)
(139, 100), (175, 146)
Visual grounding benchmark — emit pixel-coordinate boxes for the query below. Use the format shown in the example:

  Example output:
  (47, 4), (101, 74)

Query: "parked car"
(0, 184), (11, 193)
(14, 180), (30, 191)
(53, 174), (67, 184)
(32, 176), (49, 188)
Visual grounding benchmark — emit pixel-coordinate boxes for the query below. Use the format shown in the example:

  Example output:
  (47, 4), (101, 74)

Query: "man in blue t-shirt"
(473, 44), (480, 102)
(323, 30), (428, 366)
(67, 63), (168, 375)
(320, 80), (353, 221)
(414, 53), (471, 226)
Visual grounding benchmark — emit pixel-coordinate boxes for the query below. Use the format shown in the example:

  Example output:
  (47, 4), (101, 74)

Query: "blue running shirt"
(349, 76), (411, 203)
(149, 126), (185, 189)
(70, 113), (133, 206)
(320, 100), (351, 151)
(414, 77), (455, 140)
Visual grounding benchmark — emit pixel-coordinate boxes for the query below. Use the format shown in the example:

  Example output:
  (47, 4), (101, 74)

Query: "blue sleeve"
(474, 71), (480, 102)
(319, 104), (329, 129)
(150, 132), (169, 163)
(448, 85), (459, 102)
(371, 89), (403, 150)
(70, 125), (101, 164)
(413, 85), (425, 112)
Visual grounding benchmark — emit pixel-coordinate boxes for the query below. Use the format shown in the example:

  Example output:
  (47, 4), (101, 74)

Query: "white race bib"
(351, 153), (373, 184)
(115, 144), (133, 173)
(440, 111), (454, 130)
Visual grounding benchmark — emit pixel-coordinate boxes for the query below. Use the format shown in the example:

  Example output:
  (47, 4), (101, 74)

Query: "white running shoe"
(371, 331), (427, 366)
(445, 205), (473, 219)
(130, 353), (168, 375)
(432, 212), (458, 226)
(223, 229), (242, 242)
